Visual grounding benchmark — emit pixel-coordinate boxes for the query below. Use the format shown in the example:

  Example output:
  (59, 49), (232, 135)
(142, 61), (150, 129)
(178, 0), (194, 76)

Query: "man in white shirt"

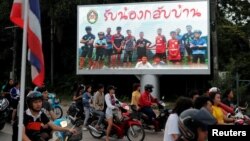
(135, 56), (153, 69)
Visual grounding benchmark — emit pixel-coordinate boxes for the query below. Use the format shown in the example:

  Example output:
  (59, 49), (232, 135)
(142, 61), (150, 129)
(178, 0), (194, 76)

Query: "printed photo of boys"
(176, 28), (185, 60)
(79, 26), (95, 69)
(93, 32), (107, 69)
(123, 29), (136, 68)
(136, 32), (152, 62)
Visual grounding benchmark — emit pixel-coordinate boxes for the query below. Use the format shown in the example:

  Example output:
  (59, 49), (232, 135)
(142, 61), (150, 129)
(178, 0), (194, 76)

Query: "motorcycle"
(226, 103), (250, 125)
(0, 96), (10, 130)
(88, 102), (145, 141)
(48, 93), (63, 119)
(132, 100), (171, 131)
(53, 117), (82, 141)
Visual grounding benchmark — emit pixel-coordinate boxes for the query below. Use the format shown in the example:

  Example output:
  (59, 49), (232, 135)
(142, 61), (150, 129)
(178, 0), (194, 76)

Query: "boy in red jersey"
(167, 31), (181, 64)
(151, 28), (167, 63)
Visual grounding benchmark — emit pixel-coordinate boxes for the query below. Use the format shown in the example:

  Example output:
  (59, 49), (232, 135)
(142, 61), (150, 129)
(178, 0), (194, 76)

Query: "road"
(0, 123), (164, 141)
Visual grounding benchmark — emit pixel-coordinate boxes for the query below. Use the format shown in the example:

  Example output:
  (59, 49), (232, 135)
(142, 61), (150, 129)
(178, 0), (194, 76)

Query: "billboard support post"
(140, 74), (160, 99)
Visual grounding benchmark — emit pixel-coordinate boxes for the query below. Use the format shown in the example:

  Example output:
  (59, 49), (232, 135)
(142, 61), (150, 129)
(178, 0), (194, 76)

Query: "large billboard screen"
(77, 0), (210, 74)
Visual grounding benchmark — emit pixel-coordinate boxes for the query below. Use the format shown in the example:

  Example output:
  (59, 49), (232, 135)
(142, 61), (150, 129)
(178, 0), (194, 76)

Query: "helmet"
(98, 32), (105, 36)
(193, 30), (202, 35)
(179, 108), (217, 141)
(79, 84), (85, 91)
(208, 87), (221, 94)
(85, 26), (92, 31)
(26, 91), (43, 110)
(144, 84), (154, 92)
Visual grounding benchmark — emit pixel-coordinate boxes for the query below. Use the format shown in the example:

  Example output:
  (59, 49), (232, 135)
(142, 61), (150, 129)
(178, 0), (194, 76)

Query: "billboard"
(77, 0), (210, 74)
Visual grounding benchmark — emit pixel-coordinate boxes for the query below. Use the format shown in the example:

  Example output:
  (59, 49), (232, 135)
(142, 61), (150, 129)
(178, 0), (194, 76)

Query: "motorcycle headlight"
(60, 120), (68, 128)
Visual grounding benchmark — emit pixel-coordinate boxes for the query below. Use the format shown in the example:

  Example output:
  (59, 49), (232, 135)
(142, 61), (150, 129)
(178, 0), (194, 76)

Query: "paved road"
(0, 123), (164, 141)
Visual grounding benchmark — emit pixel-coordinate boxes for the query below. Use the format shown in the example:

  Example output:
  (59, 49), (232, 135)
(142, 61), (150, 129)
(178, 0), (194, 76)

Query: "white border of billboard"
(76, 0), (210, 75)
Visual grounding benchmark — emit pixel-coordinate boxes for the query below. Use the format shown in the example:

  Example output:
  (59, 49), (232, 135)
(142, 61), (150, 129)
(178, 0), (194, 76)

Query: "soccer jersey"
(112, 34), (124, 48)
(105, 34), (113, 50)
(155, 35), (166, 53)
(95, 39), (108, 54)
(167, 39), (181, 60)
(82, 33), (95, 47)
(190, 38), (207, 55)
(182, 32), (194, 46)
(124, 36), (136, 51)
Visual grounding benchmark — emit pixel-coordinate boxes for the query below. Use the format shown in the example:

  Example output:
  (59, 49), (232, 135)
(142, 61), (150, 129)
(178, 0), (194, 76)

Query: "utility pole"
(211, 0), (219, 79)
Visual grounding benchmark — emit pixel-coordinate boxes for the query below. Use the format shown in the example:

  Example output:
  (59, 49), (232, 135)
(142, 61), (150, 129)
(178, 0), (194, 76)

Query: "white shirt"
(163, 113), (180, 141)
(135, 61), (153, 69)
(105, 93), (117, 117)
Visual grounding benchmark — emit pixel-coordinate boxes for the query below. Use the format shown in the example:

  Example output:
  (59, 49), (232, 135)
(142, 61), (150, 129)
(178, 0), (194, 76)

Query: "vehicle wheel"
(75, 119), (84, 127)
(88, 120), (104, 139)
(54, 106), (63, 119)
(127, 125), (145, 141)
(0, 123), (5, 130)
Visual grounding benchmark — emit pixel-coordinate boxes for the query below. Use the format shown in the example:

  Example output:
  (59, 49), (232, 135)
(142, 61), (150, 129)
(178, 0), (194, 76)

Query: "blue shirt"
(95, 39), (108, 53)
(82, 92), (91, 107)
(191, 38), (207, 54)
(105, 34), (113, 50)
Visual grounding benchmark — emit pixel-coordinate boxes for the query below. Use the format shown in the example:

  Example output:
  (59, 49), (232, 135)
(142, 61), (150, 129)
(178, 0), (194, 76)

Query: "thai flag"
(10, 0), (45, 86)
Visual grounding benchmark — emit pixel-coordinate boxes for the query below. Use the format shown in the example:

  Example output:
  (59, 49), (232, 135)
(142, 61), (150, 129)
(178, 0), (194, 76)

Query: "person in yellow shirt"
(131, 83), (141, 109)
(209, 87), (234, 124)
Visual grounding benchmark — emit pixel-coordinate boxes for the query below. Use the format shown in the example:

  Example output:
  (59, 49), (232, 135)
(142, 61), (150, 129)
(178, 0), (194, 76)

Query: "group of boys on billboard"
(77, 0), (210, 74)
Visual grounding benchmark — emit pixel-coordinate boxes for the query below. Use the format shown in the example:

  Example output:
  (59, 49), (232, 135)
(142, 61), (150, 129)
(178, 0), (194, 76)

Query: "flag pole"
(18, 0), (29, 140)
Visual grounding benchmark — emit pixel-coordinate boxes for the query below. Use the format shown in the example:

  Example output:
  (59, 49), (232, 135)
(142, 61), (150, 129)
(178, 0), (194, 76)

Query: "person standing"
(182, 25), (194, 64)
(151, 28), (167, 62)
(82, 85), (93, 130)
(111, 26), (124, 68)
(79, 26), (95, 69)
(167, 31), (181, 64)
(10, 82), (20, 124)
(94, 32), (107, 69)
(105, 27), (113, 68)
(176, 28), (185, 60)
(123, 29), (136, 68)
(136, 32), (152, 62)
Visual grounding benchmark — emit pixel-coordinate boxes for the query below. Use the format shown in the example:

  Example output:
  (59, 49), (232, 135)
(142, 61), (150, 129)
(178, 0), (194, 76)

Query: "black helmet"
(85, 26), (92, 31)
(144, 84), (154, 92)
(26, 91), (43, 110)
(179, 108), (217, 141)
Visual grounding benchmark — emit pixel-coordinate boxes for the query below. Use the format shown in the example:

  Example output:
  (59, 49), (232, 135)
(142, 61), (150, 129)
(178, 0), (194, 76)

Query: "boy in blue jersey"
(80, 26), (95, 69)
(105, 28), (113, 68)
(182, 25), (194, 63)
(190, 30), (207, 64)
(94, 32), (107, 69)
(176, 28), (185, 60)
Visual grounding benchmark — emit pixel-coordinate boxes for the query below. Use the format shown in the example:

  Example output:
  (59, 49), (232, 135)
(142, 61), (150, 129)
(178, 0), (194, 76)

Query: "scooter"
(48, 93), (63, 119)
(53, 117), (82, 141)
(0, 96), (10, 130)
(88, 102), (145, 141)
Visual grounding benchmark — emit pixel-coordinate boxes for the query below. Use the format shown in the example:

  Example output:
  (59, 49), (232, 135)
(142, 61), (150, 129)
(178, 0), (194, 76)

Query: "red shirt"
(139, 91), (155, 107)
(167, 39), (181, 60)
(155, 35), (166, 53)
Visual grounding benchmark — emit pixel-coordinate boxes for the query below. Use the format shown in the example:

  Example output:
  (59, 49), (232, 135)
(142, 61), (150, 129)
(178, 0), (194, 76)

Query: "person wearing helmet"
(123, 29), (136, 68)
(138, 84), (159, 131)
(93, 31), (108, 69)
(22, 91), (76, 141)
(167, 31), (181, 64)
(80, 26), (95, 69)
(164, 97), (193, 141)
(190, 30), (207, 65)
(104, 85), (121, 141)
(178, 108), (217, 141)
(111, 26), (125, 68)
(209, 87), (234, 124)
(182, 25), (194, 63)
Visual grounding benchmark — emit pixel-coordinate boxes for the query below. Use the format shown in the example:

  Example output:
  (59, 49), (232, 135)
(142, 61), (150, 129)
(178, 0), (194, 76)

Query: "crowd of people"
(1, 78), (246, 141)
(79, 25), (208, 70)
